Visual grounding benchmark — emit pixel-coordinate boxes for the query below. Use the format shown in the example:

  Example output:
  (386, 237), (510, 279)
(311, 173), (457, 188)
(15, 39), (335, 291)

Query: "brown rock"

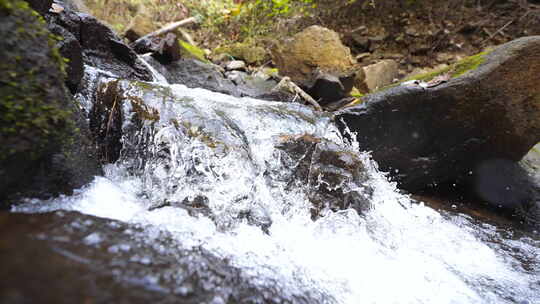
(270, 25), (357, 88)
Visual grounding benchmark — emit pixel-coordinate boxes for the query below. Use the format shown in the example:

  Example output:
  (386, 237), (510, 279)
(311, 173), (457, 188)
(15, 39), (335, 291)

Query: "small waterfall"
(138, 54), (169, 84)
(14, 77), (540, 304)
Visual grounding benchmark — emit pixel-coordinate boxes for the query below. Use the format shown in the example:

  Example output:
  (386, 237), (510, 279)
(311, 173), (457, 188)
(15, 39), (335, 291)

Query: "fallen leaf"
(425, 73), (451, 88)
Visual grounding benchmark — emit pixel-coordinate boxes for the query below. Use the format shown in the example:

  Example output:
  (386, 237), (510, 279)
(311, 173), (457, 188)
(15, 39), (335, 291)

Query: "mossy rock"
(0, 0), (100, 206)
(214, 41), (268, 65)
(337, 36), (540, 225)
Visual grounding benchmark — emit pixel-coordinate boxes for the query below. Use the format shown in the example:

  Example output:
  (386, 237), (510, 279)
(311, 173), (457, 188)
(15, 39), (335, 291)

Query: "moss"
(404, 51), (489, 83)
(0, 0), (74, 162)
(179, 40), (209, 63)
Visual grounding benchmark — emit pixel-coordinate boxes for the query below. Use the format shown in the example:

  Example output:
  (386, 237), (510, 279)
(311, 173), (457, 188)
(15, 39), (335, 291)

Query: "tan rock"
(214, 42), (268, 65)
(361, 59), (399, 91)
(270, 25), (357, 87)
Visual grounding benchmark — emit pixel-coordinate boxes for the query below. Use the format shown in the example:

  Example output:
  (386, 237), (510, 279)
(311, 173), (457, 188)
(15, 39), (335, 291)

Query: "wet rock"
(47, 23), (84, 93)
(90, 79), (124, 163)
(0, 1), (100, 206)
(145, 57), (283, 100)
(361, 59), (399, 92)
(77, 14), (152, 80)
(132, 33), (182, 65)
(337, 36), (540, 219)
(274, 135), (373, 219)
(146, 57), (241, 96)
(470, 158), (539, 224)
(44, 2), (152, 82)
(0, 211), (330, 304)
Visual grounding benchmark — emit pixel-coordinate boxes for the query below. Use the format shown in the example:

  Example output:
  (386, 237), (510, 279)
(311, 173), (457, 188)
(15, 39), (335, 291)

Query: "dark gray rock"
(47, 23), (84, 93)
(274, 134), (373, 219)
(470, 158), (539, 224)
(307, 73), (355, 107)
(131, 33), (182, 65)
(0, 211), (333, 304)
(149, 58), (241, 95)
(0, 1), (100, 207)
(336, 36), (540, 222)
(44, 2), (152, 82)
(145, 57), (286, 101)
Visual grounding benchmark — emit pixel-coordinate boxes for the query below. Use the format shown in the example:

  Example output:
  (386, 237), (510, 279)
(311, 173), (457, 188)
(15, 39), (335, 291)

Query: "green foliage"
(230, 0), (316, 39)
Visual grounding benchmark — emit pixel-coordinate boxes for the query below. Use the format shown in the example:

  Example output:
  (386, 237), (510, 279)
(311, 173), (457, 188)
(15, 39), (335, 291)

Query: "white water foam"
(14, 82), (539, 304)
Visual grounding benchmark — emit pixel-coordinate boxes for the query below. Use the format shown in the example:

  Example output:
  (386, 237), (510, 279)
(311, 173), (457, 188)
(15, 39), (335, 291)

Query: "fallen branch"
(178, 28), (196, 46)
(480, 19), (513, 44)
(272, 77), (323, 111)
(134, 17), (197, 45)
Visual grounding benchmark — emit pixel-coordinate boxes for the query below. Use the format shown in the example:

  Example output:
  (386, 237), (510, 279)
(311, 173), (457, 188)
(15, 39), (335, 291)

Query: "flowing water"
(12, 66), (540, 303)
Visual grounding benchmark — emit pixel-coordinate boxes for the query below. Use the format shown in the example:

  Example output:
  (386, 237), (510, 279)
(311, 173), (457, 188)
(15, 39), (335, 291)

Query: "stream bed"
(4, 67), (540, 304)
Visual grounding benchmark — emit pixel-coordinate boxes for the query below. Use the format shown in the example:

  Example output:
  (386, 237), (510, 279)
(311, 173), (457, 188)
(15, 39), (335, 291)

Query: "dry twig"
(272, 77), (323, 111)
(134, 17), (197, 45)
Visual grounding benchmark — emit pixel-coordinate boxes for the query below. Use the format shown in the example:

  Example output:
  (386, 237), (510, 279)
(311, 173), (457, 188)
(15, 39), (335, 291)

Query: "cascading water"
(13, 65), (539, 304)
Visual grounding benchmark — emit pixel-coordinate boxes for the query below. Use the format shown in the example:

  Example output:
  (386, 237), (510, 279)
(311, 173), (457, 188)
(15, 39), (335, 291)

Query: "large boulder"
(0, 0), (100, 206)
(0, 211), (329, 303)
(337, 36), (540, 217)
(271, 25), (358, 105)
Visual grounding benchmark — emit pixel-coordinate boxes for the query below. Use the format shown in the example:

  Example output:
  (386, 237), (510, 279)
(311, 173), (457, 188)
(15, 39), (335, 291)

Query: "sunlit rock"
(271, 25), (359, 105)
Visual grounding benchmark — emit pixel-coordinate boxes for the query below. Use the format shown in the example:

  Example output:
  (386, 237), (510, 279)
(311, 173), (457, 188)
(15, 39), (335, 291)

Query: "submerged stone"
(274, 134), (373, 219)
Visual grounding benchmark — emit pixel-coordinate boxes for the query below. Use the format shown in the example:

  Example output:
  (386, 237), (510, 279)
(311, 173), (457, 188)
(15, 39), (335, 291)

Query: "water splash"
(14, 79), (540, 304)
